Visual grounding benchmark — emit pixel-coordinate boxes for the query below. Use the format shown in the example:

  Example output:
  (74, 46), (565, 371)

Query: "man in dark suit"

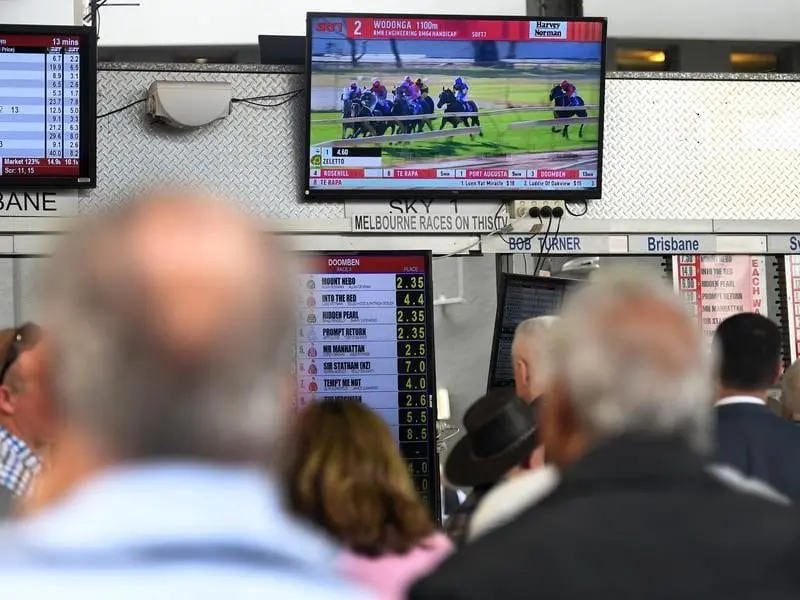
(410, 269), (800, 600)
(713, 312), (800, 499)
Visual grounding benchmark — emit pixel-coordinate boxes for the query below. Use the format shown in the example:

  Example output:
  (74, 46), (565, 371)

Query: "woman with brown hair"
(287, 399), (452, 599)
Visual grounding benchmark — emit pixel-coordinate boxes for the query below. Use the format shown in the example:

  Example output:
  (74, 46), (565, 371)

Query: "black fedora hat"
(445, 389), (539, 488)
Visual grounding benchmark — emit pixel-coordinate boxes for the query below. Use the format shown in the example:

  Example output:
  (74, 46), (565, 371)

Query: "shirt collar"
(10, 462), (337, 567)
(0, 425), (39, 463)
(715, 395), (766, 407)
(0, 425), (41, 495)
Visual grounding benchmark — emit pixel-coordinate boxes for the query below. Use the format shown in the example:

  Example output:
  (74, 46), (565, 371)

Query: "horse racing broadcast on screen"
(304, 13), (606, 200)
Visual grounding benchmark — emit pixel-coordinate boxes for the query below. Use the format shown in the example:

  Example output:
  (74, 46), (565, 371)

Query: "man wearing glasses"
(0, 323), (49, 507)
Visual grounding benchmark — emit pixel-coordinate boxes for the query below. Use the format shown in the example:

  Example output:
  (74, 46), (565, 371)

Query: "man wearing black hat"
(442, 389), (540, 547)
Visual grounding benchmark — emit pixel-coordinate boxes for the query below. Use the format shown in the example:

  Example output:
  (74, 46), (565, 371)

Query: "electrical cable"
(234, 95), (301, 109)
(85, 0), (138, 38)
(537, 211), (563, 275)
(97, 98), (146, 119)
(534, 213), (553, 274)
(232, 91), (304, 110)
(232, 90), (304, 103)
(565, 199), (588, 217)
(434, 202), (513, 260)
(97, 90), (301, 121)
(495, 203), (513, 245)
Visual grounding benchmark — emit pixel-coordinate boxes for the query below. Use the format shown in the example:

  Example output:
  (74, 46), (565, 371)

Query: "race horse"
(549, 85), (587, 139)
(341, 98), (357, 139)
(348, 93), (377, 138)
(437, 88), (481, 139)
(413, 94), (436, 133)
(389, 94), (415, 135)
(348, 91), (390, 138)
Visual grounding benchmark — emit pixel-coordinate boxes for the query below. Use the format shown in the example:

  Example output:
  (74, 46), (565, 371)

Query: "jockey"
(371, 78), (389, 109)
(454, 76), (470, 108)
(341, 81), (362, 103)
(415, 78), (429, 96)
(560, 80), (578, 104)
(404, 76), (420, 101)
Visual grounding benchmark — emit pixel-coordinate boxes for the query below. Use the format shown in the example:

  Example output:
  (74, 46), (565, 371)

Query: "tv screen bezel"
(487, 273), (576, 392)
(0, 24), (97, 190)
(303, 12), (607, 202)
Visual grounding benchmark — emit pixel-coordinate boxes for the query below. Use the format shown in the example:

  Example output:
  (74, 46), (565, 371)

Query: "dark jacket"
(442, 486), (491, 548)
(410, 436), (800, 600)
(716, 402), (800, 500)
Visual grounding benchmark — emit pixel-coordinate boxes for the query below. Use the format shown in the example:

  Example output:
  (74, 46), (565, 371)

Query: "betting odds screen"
(488, 274), (574, 390)
(0, 26), (96, 187)
(295, 252), (438, 513)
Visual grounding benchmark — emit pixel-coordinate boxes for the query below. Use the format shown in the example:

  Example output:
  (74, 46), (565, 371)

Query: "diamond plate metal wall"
(86, 66), (800, 222)
(85, 64), (345, 220)
(592, 75), (800, 220)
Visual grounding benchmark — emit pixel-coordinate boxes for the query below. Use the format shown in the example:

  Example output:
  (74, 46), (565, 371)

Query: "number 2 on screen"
(353, 20), (362, 35)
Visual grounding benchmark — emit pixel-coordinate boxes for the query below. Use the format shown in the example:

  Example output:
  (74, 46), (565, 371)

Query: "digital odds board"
(295, 252), (438, 513)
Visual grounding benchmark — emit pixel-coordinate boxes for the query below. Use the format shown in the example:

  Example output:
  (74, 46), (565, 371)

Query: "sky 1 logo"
(315, 21), (343, 33)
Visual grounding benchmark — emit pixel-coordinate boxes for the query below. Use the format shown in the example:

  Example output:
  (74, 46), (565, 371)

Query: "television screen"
(305, 13), (606, 200)
(0, 25), (97, 189)
(488, 274), (575, 391)
(295, 252), (439, 517)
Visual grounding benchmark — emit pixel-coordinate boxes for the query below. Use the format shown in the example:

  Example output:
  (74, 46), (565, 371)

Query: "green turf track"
(310, 76), (600, 167)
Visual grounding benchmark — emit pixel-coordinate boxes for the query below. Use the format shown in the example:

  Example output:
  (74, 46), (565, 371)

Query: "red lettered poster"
(784, 256), (800, 361)
(673, 255), (767, 338)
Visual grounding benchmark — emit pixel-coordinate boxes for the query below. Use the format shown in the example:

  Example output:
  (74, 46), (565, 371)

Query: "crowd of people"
(2, 192), (800, 598)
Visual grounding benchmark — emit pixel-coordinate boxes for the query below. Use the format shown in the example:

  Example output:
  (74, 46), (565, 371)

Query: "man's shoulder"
(0, 564), (371, 599)
(718, 406), (800, 445)
(469, 467), (560, 541)
(412, 477), (800, 599)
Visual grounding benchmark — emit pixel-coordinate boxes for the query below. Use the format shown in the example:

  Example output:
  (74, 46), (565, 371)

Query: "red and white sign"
(784, 256), (800, 361)
(343, 17), (603, 42)
(673, 255), (767, 338)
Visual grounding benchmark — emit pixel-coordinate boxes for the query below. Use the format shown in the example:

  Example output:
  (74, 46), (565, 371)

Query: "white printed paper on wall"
(673, 255), (767, 339)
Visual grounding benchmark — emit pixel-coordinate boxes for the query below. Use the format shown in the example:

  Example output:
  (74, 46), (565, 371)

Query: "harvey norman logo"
(529, 21), (567, 39)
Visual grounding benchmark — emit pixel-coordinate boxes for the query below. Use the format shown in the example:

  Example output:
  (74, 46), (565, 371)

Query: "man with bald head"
(412, 268), (800, 600)
(512, 316), (558, 404)
(0, 192), (369, 598)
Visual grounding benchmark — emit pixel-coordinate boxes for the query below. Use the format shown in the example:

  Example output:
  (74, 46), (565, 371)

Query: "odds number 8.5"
(507, 237), (533, 251)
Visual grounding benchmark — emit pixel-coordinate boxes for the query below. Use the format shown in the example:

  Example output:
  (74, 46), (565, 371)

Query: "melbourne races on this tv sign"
(307, 15), (604, 193)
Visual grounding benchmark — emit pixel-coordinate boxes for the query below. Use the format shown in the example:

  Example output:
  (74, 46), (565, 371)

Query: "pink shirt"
(338, 533), (453, 600)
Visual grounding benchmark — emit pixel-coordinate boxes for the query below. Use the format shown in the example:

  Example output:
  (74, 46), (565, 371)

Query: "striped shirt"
(0, 426), (40, 497)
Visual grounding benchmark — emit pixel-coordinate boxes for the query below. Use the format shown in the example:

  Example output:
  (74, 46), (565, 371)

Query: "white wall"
(98, 0), (526, 46)
(585, 0), (800, 41)
(95, 0), (800, 46)
(4, 0), (798, 51)
(0, 0), (80, 25)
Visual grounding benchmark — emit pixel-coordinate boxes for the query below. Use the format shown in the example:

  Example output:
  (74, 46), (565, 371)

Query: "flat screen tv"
(295, 251), (440, 520)
(488, 274), (576, 391)
(304, 13), (606, 200)
(0, 25), (97, 189)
